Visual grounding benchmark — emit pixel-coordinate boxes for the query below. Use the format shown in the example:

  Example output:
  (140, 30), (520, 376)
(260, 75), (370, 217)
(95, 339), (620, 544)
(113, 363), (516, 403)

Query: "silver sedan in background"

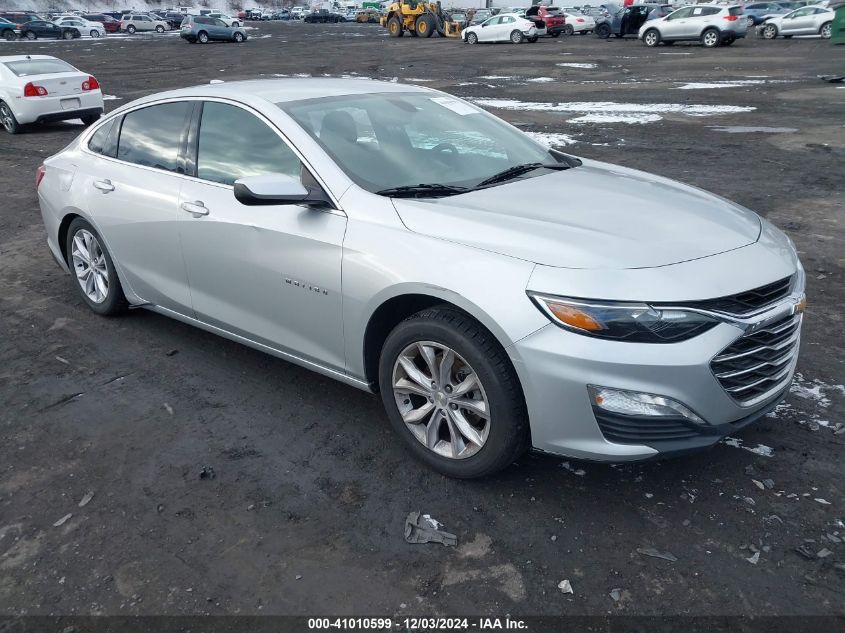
(37, 79), (805, 478)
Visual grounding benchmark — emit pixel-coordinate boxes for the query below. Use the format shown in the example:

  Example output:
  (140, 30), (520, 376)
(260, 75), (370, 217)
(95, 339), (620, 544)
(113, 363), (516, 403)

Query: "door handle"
(181, 201), (209, 217)
(93, 179), (114, 193)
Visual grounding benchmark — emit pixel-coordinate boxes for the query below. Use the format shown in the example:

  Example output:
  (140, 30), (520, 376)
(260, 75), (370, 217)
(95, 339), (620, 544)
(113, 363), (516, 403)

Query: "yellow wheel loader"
(381, 0), (463, 38)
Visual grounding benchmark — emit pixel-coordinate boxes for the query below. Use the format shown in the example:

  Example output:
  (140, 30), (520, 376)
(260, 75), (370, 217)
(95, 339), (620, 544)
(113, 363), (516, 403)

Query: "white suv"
(639, 4), (747, 47)
(120, 14), (170, 33)
(208, 12), (241, 26)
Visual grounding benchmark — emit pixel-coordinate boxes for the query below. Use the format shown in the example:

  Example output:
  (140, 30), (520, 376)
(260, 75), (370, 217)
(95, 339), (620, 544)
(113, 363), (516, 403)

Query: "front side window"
(197, 102), (300, 186)
(668, 7), (693, 19)
(117, 102), (192, 173)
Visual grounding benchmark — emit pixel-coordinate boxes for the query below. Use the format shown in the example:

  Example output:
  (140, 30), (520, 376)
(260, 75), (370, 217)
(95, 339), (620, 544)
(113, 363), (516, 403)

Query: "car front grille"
(710, 313), (801, 406)
(676, 275), (793, 316)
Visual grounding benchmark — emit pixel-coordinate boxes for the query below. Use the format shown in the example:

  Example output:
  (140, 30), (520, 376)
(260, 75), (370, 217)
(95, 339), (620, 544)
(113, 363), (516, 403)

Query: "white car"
(208, 12), (241, 27)
(0, 55), (103, 135)
(120, 14), (170, 33)
(462, 13), (541, 43)
(563, 11), (596, 34)
(53, 16), (106, 37)
(759, 6), (834, 39)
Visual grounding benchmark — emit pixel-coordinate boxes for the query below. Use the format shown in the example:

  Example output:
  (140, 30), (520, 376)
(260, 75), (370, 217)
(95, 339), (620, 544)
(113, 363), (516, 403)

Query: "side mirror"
(234, 173), (331, 207)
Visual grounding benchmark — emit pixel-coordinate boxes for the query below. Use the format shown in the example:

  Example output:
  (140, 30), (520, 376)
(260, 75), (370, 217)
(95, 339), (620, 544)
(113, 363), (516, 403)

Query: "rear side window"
(117, 102), (192, 173)
(88, 118), (117, 157)
(729, 7), (744, 15)
(196, 102), (301, 186)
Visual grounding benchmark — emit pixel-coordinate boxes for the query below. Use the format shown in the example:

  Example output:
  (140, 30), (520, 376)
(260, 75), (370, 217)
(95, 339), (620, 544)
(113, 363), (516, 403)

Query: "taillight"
(724, 15), (739, 21)
(577, 18), (585, 22)
(36, 165), (46, 189)
(23, 82), (48, 97)
(82, 76), (100, 91)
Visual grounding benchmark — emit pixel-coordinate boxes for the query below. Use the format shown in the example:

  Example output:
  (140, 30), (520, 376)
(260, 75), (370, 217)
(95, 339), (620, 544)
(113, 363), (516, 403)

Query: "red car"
(83, 13), (121, 32)
(525, 5), (566, 36)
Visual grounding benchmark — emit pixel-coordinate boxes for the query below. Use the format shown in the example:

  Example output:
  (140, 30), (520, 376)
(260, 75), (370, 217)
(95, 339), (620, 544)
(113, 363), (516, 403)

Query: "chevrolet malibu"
(36, 80), (805, 478)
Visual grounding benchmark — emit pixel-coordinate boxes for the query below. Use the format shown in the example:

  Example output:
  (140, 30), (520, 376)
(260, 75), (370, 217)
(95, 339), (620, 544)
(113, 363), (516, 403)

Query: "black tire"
(24, 30), (36, 40)
(378, 306), (529, 478)
(510, 29), (524, 43)
(663, 39), (675, 45)
(234, 31), (244, 42)
(564, 24), (574, 35)
(155, 24), (165, 33)
(762, 23), (777, 39)
(387, 16), (403, 37)
(416, 13), (435, 37)
(62, 29), (74, 40)
(65, 218), (128, 316)
(197, 30), (209, 43)
(820, 21), (831, 39)
(127, 24), (136, 34)
(701, 27), (720, 47)
(90, 29), (100, 37)
(595, 22), (611, 38)
(0, 101), (21, 134)
(2, 29), (16, 41)
(550, 31), (561, 37)
(643, 28), (660, 46)
(465, 31), (478, 44)
(722, 36), (735, 45)
(527, 35), (538, 42)
(81, 114), (100, 126)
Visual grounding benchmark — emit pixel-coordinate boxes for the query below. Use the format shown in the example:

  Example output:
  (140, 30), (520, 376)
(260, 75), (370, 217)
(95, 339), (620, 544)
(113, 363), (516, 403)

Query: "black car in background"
(304, 9), (344, 22)
(159, 11), (186, 29)
(19, 20), (81, 39)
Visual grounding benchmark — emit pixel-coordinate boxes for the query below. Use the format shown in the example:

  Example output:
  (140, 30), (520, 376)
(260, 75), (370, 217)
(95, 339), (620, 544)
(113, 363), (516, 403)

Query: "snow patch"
(722, 437), (774, 457)
(526, 77), (555, 83)
(790, 372), (844, 409)
(556, 63), (597, 69)
(525, 131), (579, 147)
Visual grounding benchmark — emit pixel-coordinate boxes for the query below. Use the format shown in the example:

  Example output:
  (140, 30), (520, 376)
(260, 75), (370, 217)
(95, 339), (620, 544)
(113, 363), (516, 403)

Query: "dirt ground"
(1, 22), (844, 619)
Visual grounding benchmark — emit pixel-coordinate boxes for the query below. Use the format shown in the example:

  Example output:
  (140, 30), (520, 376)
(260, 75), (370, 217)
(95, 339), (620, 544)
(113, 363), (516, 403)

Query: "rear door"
(83, 101), (194, 313)
(176, 100), (347, 370)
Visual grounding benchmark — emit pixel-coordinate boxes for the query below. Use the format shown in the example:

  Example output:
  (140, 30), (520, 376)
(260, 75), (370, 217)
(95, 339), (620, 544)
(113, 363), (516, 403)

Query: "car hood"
(391, 159), (762, 270)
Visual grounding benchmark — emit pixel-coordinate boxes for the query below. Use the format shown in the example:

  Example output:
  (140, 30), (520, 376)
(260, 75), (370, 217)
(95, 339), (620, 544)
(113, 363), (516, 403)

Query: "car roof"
(0, 54), (59, 63)
(132, 79), (432, 105)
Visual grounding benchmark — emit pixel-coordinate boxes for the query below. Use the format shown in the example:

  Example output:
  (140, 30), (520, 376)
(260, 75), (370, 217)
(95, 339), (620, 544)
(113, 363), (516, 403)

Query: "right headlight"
(528, 294), (718, 343)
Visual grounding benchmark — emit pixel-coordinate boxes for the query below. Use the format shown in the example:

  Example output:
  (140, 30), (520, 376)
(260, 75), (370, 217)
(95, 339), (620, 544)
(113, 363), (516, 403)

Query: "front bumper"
(12, 92), (104, 125)
(509, 306), (801, 462)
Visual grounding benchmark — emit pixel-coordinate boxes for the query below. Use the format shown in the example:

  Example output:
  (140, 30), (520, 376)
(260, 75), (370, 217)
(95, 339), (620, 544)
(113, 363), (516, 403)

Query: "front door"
(177, 101), (348, 371)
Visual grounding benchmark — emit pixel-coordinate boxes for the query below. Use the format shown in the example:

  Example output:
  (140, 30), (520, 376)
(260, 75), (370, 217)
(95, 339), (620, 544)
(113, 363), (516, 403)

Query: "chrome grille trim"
(711, 314), (801, 407)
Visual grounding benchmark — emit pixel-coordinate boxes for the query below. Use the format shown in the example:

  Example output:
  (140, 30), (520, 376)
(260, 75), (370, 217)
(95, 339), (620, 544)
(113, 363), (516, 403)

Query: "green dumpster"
(832, 0), (845, 44)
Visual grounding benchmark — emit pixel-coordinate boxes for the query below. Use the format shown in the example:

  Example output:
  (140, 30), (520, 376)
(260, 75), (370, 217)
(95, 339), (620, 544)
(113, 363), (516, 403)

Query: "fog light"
(588, 385), (705, 425)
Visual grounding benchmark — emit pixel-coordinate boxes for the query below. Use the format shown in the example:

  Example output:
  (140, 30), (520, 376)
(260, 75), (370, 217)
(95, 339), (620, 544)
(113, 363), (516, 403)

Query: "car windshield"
(281, 92), (568, 194)
(3, 59), (76, 76)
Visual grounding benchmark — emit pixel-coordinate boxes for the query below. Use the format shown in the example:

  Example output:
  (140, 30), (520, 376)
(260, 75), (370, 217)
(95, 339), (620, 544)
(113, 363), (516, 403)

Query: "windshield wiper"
(375, 183), (471, 199)
(476, 162), (574, 188)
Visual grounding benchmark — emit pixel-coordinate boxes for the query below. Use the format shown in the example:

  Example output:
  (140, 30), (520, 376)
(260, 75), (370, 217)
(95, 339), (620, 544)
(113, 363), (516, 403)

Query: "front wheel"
(127, 24), (136, 34)
(90, 29), (100, 37)
(62, 30), (74, 40)
(66, 218), (128, 316)
(155, 25), (165, 32)
(762, 23), (777, 39)
(564, 24), (574, 35)
(24, 30), (36, 40)
(701, 27), (720, 47)
(234, 31), (244, 42)
(595, 22), (611, 38)
(387, 16), (403, 36)
(0, 101), (21, 134)
(2, 29), (16, 41)
(510, 29), (524, 43)
(643, 28), (660, 46)
(465, 31), (478, 44)
(379, 307), (529, 478)
(820, 22), (831, 39)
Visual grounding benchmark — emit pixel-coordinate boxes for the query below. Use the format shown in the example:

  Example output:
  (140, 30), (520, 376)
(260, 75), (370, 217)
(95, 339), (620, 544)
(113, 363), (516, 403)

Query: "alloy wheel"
(820, 23), (831, 38)
(746, 16), (755, 28)
(702, 30), (718, 46)
(763, 24), (776, 38)
(0, 104), (13, 132)
(392, 341), (490, 460)
(71, 229), (109, 304)
(644, 30), (659, 46)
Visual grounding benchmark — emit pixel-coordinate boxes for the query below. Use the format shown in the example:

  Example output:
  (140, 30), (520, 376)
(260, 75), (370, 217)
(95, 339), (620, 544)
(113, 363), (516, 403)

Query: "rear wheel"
(415, 14), (435, 37)
(0, 101), (21, 134)
(198, 30), (209, 43)
(762, 23), (777, 39)
(65, 218), (128, 316)
(465, 31), (478, 44)
(643, 28), (660, 46)
(510, 29), (524, 43)
(564, 24), (574, 35)
(595, 22), (611, 38)
(387, 16), (403, 36)
(820, 22), (831, 39)
(379, 307), (529, 478)
(722, 35), (735, 45)
(746, 16), (755, 29)
(62, 30), (74, 40)
(701, 27), (720, 47)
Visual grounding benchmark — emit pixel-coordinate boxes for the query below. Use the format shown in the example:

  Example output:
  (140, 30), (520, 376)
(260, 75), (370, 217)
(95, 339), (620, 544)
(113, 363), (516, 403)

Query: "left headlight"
(528, 293), (718, 343)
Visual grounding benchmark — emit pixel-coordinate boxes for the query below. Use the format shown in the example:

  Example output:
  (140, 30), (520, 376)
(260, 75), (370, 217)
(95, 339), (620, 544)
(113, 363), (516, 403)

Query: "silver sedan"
(37, 79), (805, 478)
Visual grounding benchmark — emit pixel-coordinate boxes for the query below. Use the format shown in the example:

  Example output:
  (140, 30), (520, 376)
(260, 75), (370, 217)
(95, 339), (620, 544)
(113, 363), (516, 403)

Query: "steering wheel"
(431, 142), (459, 164)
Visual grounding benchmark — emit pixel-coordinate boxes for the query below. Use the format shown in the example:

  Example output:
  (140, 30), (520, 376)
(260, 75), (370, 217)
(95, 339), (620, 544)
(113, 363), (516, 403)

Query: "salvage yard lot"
(1, 21), (844, 616)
